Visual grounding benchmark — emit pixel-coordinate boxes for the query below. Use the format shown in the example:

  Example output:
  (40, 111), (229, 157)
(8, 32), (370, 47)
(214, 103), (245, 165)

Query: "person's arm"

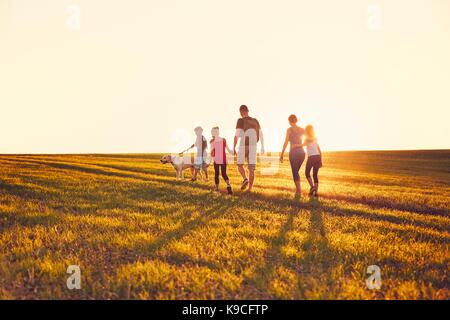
(280, 128), (290, 163)
(233, 119), (242, 155)
(180, 143), (195, 155)
(259, 126), (265, 155)
(224, 139), (233, 155)
(318, 144), (323, 166)
(210, 141), (215, 157)
(255, 120), (265, 155)
(233, 135), (238, 155)
(292, 132), (306, 148)
(293, 142), (306, 148)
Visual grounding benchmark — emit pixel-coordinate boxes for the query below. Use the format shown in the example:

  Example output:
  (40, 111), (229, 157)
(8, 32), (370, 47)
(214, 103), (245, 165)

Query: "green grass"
(0, 150), (449, 299)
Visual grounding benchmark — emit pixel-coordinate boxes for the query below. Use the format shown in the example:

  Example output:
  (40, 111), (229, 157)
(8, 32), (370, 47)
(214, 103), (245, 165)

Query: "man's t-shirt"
(236, 117), (261, 147)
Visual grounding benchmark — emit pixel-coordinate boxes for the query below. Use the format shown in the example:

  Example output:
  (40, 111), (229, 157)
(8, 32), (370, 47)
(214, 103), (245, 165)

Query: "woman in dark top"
(280, 114), (306, 197)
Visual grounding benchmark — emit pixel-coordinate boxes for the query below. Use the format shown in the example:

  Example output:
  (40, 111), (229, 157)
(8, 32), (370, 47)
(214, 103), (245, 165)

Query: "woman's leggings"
(305, 155), (321, 184)
(289, 148), (306, 182)
(214, 163), (229, 185)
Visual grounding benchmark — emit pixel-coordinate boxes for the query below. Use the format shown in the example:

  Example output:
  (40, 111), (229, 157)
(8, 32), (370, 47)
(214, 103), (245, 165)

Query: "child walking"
(186, 126), (208, 181)
(303, 125), (322, 197)
(210, 127), (233, 194)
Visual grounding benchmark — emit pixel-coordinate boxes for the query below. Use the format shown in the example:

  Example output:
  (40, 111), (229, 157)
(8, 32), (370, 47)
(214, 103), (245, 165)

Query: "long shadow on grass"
(240, 206), (300, 299)
(138, 203), (231, 255)
(0, 180), (56, 201)
(12, 157), (290, 213)
(241, 197), (448, 299)
(294, 200), (337, 298)
(13, 159), (148, 181)
(86, 202), (238, 291)
(1, 160), (237, 222)
(241, 191), (449, 236)
(2, 158), (224, 214)
(251, 184), (449, 217)
(90, 162), (173, 179)
(300, 199), (449, 297)
(0, 210), (59, 230)
(162, 254), (223, 273)
(114, 202), (238, 269)
(241, 201), (338, 299)
(374, 257), (449, 291)
(318, 202), (450, 237)
(10, 156), (171, 178)
(14, 158), (215, 194)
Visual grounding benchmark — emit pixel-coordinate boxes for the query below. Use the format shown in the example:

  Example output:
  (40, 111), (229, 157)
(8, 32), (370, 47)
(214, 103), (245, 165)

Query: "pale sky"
(1, 0), (449, 153)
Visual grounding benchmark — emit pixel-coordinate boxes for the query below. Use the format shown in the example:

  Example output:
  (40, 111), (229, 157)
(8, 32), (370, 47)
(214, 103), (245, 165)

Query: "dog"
(160, 155), (209, 181)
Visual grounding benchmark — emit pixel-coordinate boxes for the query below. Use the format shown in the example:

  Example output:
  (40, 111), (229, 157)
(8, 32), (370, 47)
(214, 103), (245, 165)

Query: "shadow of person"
(240, 199), (337, 299)
(239, 206), (299, 298)
(303, 200), (328, 254)
(294, 200), (336, 298)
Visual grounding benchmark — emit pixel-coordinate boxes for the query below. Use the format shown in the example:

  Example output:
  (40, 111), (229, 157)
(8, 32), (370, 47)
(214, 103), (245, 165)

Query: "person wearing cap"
(233, 105), (265, 192)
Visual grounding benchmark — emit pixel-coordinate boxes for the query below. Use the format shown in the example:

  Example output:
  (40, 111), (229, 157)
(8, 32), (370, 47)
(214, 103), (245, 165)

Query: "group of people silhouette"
(186, 105), (322, 197)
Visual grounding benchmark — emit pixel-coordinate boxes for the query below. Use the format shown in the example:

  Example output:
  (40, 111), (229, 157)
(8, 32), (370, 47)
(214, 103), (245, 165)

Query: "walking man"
(233, 105), (265, 192)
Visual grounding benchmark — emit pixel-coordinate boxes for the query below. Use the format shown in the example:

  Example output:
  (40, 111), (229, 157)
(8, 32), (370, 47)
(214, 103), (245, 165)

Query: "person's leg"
(248, 165), (255, 192)
(203, 163), (209, 181)
(192, 167), (199, 181)
(305, 158), (314, 189)
(289, 150), (302, 195)
(313, 159), (320, 196)
(247, 146), (257, 192)
(237, 164), (247, 190)
(294, 180), (301, 197)
(221, 164), (230, 182)
(221, 164), (233, 194)
(306, 177), (314, 188)
(237, 164), (247, 180)
(192, 155), (201, 181)
(237, 146), (248, 186)
(214, 163), (220, 190)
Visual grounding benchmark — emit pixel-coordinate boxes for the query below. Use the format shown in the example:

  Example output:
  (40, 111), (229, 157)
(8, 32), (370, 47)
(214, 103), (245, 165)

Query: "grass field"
(0, 150), (449, 300)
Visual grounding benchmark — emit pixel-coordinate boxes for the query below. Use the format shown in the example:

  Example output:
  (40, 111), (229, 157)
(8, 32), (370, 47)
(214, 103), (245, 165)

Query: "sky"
(1, 0), (449, 154)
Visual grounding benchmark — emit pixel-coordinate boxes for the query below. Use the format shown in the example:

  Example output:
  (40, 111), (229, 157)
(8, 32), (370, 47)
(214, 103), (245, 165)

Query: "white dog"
(160, 155), (209, 181)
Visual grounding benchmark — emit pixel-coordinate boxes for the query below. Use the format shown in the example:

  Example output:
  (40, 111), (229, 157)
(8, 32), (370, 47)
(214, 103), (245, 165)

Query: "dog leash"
(179, 147), (191, 156)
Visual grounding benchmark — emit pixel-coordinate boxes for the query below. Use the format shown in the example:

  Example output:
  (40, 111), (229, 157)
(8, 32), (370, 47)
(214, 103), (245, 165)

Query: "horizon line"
(1, 148), (449, 156)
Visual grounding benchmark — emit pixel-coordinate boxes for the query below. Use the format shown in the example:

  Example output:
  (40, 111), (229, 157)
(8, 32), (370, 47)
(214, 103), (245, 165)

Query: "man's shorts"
(237, 145), (257, 170)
